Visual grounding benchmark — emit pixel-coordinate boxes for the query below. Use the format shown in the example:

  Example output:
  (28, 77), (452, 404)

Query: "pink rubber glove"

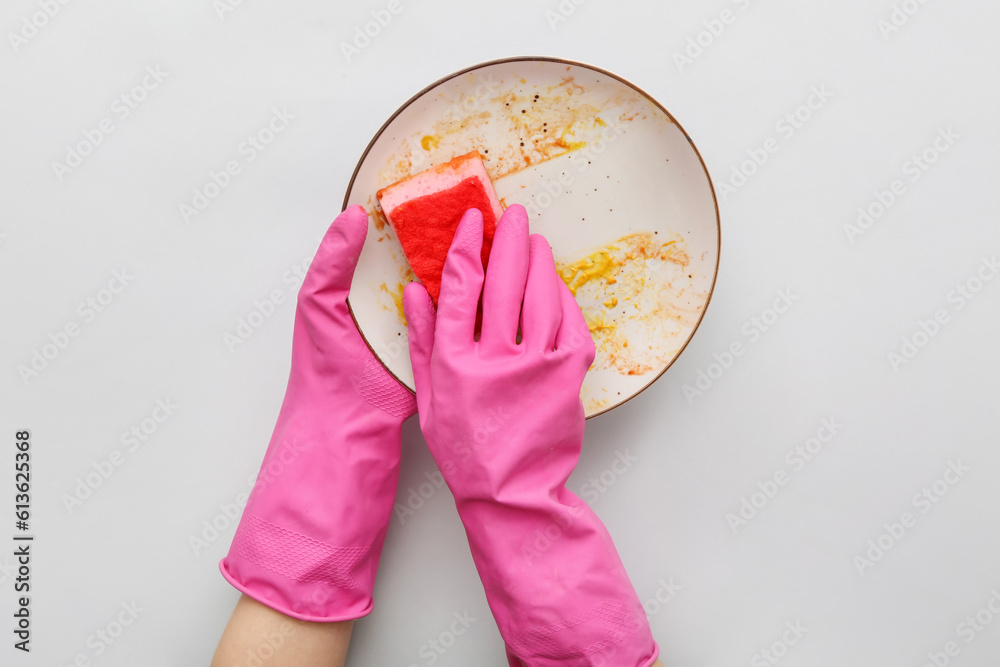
(403, 205), (659, 666)
(220, 206), (416, 621)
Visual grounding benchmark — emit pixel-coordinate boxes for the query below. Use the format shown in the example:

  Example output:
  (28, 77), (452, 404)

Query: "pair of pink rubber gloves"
(220, 204), (658, 666)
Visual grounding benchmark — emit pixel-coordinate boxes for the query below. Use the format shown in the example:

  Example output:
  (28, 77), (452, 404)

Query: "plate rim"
(342, 55), (722, 419)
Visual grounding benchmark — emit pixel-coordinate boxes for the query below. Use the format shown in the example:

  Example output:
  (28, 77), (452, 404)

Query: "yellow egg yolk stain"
(420, 134), (440, 151)
(556, 231), (702, 377)
(558, 249), (619, 296)
(378, 281), (407, 325)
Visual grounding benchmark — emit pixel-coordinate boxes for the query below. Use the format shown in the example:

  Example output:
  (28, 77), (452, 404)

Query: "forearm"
(211, 594), (353, 667)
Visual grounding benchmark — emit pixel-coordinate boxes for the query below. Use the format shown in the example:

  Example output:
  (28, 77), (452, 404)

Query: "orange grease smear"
(557, 232), (700, 377)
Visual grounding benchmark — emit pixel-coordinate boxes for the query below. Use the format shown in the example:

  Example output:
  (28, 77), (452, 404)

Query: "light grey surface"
(2, 1), (999, 665)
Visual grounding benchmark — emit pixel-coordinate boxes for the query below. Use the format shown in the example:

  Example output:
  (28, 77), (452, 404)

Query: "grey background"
(2, 0), (999, 665)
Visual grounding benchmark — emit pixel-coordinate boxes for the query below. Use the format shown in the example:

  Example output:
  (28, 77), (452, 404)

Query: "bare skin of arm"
(211, 594), (665, 667)
(211, 595), (352, 667)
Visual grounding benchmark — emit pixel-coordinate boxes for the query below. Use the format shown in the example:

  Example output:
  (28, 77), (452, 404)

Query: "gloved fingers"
(555, 280), (596, 368)
(402, 281), (436, 403)
(480, 205), (529, 352)
(521, 234), (563, 352)
(300, 205), (369, 301)
(436, 208), (486, 344)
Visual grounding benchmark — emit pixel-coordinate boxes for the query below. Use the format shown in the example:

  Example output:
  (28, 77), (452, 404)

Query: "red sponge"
(376, 151), (503, 305)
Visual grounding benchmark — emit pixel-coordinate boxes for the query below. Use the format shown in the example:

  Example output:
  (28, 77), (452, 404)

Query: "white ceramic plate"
(344, 57), (720, 418)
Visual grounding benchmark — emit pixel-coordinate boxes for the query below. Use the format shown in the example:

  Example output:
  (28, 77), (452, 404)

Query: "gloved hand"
(220, 205), (416, 621)
(403, 205), (659, 666)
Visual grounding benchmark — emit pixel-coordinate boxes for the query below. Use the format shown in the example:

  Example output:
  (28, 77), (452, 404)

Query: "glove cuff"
(219, 513), (380, 622)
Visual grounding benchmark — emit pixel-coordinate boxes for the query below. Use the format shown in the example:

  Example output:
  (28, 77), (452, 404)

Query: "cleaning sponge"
(376, 151), (503, 305)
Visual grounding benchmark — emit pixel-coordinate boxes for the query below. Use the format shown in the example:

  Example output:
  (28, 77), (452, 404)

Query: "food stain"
(420, 134), (440, 151)
(368, 217), (417, 326)
(377, 73), (646, 187)
(556, 231), (703, 377)
(547, 76), (585, 96)
(367, 70), (694, 390)
(368, 200), (389, 231)
(378, 280), (408, 326)
(580, 383), (613, 415)
(558, 249), (618, 296)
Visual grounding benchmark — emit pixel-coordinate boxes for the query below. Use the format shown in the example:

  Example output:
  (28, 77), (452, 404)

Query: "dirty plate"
(344, 57), (720, 417)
